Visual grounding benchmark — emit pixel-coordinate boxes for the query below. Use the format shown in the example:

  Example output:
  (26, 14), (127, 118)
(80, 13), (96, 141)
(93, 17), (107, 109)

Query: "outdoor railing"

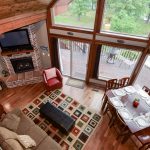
(59, 39), (140, 62)
(59, 39), (87, 52)
(102, 45), (140, 61)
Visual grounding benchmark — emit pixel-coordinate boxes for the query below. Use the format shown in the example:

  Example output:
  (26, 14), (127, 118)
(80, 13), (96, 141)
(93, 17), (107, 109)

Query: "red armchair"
(43, 68), (63, 91)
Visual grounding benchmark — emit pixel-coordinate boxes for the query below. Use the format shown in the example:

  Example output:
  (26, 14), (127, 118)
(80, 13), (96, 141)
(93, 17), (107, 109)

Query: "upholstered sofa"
(0, 108), (61, 150)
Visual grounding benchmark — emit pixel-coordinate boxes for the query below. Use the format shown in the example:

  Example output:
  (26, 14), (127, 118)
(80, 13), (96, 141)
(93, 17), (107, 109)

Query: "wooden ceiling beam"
(0, 10), (47, 34)
(0, 0), (48, 20)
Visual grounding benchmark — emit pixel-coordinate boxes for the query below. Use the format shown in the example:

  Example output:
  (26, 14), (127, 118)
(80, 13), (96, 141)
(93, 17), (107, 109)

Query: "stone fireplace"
(0, 24), (44, 88)
(10, 57), (34, 73)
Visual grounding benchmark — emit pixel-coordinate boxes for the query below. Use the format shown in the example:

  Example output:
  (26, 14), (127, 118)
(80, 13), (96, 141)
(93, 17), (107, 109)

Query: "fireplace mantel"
(0, 10), (47, 34)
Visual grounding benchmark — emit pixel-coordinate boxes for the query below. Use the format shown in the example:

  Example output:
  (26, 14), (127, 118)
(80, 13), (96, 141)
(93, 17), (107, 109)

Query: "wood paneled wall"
(0, 0), (48, 19)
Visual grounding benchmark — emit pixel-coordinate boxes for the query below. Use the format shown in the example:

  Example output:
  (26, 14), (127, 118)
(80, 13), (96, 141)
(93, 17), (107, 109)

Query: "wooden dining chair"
(138, 135), (150, 150)
(116, 117), (150, 149)
(142, 86), (150, 96)
(101, 79), (118, 113)
(115, 111), (131, 143)
(118, 77), (130, 88)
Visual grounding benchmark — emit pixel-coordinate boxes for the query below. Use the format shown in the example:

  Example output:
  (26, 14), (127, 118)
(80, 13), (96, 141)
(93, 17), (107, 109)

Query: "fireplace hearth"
(10, 57), (34, 73)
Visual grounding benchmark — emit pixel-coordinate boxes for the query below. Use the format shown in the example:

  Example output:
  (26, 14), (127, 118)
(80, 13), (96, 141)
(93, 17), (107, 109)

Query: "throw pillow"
(45, 68), (56, 80)
(17, 135), (36, 149)
(0, 127), (17, 140)
(0, 127), (19, 150)
(4, 139), (24, 150)
(0, 113), (20, 132)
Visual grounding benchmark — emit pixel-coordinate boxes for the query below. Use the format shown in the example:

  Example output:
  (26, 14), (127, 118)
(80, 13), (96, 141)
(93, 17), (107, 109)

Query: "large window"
(58, 39), (90, 80)
(134, 55), (150, 87)
(102, 0), (150, 37)
(98, 46), (141, 79)
(52, 0), (97, 29)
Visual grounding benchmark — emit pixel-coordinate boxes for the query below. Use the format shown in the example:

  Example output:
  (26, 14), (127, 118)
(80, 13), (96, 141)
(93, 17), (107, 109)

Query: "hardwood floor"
(0, 77), (139, 150)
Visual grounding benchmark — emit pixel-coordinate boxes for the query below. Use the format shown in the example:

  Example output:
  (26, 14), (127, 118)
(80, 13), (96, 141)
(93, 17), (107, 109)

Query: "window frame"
(47, 0), (150, 83)
(50, 1), (98, 31)
(95, 44), (142, 81)
(99, 0), (150, 39)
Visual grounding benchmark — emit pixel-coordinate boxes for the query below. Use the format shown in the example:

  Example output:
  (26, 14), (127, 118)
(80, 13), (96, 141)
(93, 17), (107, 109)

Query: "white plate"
(118, 109), (132, 120)
(110, 97), (124, 107)
(114, 89), (126, 96)
(139, 90), (149, 98)
(124, 86), (136, 93)
(145, 99), (150, 106)
(134, 116), (150, 127)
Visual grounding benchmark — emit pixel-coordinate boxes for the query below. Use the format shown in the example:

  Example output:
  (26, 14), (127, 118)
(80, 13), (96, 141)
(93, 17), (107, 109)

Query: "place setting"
(138, 89), (149, 100)
(124, 86), (136, 94)
(136, 89), (150, 107)
(134, 112), (150, 128)
(117, 108), (133, 121)
(109, 97), (124, 108)
(112, 88), (126, 97)
(145, 98), (150, 107)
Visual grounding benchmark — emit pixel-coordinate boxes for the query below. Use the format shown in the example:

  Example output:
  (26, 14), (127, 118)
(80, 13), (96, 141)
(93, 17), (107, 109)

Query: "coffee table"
(40, 102), (75, 134)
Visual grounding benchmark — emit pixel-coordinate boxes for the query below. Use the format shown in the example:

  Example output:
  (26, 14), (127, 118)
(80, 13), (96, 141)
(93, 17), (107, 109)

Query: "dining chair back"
(138, 135), (150, 150)
(142, 86), (150, 96)
(101, 79), (118, 112)
(116, 117), (150, 148)
(118, 77), (130, 88)
(106, 79), (118, 91)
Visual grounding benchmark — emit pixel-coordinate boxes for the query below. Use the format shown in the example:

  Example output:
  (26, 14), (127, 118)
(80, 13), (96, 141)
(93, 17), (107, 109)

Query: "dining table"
(105, 85), (150, 137)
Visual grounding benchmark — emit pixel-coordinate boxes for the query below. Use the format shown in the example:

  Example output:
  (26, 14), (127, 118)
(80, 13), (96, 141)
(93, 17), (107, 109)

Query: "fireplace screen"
(10, 57), (34, 73)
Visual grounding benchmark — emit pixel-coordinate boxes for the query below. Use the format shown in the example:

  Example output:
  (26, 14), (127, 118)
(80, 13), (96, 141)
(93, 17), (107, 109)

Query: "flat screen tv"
(0, 29), (33, 52)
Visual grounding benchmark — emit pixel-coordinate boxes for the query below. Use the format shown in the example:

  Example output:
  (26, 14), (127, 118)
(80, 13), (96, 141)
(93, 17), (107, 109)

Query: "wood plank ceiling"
(0, 0), (48, 19)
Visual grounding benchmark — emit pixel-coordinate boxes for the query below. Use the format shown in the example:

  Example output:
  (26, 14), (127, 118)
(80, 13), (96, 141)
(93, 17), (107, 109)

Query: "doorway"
(58, 39), (90, 80)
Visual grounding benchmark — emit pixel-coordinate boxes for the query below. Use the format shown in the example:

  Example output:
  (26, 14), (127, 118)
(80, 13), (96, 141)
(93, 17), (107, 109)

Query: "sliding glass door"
(98, 45), (141, 80)
(58, 39), (89, 80)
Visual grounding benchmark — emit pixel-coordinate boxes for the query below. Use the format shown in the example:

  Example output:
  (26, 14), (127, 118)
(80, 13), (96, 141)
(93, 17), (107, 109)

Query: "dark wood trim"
(49, 34), (93, 43)
(47, 4), (52, 27)
(1, 50), (34, 56)
(46, 14), (53, 67)
(47, 0), (58, 27)
(94, 0), (105, 33)
(97, 33), (148, 42)
(47, 36), (60, 68)
(86, 0), (105, 82)
(0, 10), (47, 34)
(49, 26), (93, 34)
(86, 44), (98, 82)
(48, 0), (58, 8)
(93, 45), (101, 78)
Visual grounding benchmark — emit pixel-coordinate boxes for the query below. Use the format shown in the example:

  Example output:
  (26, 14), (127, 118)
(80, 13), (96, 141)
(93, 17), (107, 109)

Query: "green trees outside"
(104, 0), (150, 35)
(54, 0), (150, 36)
(69, 0), (91, 21)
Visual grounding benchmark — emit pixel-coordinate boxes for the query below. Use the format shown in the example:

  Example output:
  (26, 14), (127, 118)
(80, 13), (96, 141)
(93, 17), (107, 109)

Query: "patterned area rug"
(22, 89), (101, 150)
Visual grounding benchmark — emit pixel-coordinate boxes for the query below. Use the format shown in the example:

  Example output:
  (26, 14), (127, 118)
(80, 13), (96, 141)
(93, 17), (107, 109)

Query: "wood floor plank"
(0, 77), (139, 150)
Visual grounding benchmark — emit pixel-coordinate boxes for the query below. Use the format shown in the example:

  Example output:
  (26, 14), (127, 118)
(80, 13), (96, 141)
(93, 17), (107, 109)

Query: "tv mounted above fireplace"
(0, 29), (33, 52)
